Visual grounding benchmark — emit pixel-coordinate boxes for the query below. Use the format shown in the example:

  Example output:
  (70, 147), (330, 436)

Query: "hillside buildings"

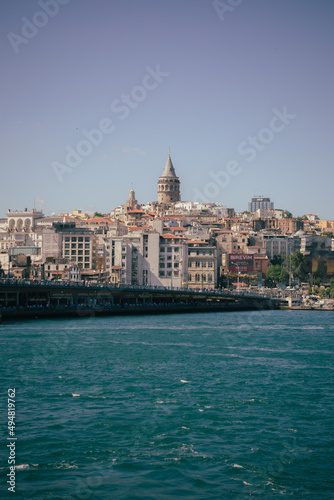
(1, 153), (334, 286)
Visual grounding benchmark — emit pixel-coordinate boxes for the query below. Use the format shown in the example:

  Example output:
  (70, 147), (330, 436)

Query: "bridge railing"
(0, 278), (299, 300)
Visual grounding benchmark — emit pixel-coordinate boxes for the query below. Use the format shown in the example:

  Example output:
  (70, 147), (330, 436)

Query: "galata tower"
(157, 150), (181, 204)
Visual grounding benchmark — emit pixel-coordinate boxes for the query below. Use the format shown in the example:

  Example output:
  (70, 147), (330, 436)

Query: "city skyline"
(1, 0), (334, 218)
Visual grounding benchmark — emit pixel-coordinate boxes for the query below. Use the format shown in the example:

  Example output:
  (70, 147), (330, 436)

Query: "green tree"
(94, 212), (107, 218)
(267, 265), (281, 283)
(284, 211), (293, 218)
(279, 268), (289, 285)
(287, 251), (309, 281)
(314, 256), (327, 280)
(270, 254), (284, 266)
(267, 265), (289, 285)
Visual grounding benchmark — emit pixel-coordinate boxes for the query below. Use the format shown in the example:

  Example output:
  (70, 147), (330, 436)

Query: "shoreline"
(1, 303), (333, 323)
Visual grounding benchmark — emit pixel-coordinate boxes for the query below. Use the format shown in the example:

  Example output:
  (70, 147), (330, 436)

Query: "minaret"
(125, 187), (138, 211)
(158, 150), (181, 204)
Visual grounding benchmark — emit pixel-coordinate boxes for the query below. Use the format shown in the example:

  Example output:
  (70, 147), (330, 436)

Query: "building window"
(195, 274), (200, 282)
(208, 274), (213, 282)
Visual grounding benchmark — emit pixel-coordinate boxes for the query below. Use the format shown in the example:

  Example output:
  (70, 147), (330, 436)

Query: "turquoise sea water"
(1, 310), (334, 499)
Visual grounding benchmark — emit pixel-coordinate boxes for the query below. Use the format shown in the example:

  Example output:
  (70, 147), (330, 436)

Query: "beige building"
(216, 232), (249, 259)
(317, 220), (334, 232)
(187, 241), (217, 290)
(6, 208), (44, 232)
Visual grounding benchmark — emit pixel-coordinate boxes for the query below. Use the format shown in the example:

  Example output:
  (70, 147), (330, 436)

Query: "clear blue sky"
(1, 0), (333, 218)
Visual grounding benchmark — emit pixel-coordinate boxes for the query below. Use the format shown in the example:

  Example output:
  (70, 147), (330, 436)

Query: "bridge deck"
(0, 279), (288, 322)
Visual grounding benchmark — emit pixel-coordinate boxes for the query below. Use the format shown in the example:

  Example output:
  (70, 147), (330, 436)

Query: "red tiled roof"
(162, 233), (183, 240)
(187, 240), (208, 244)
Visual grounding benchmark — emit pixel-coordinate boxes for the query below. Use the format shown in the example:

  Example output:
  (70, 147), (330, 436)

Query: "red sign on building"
(228, 254), (254, 273)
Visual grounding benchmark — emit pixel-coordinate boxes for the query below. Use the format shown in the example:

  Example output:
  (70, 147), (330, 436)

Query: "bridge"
(0, 279), (289, 322)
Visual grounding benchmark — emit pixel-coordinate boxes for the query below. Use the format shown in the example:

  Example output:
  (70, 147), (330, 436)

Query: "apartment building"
(106, 229), (188, 288)
(187, 241), (217, 290)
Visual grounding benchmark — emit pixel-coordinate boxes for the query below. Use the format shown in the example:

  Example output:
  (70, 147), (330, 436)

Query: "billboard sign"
(228, 254), (254, 273)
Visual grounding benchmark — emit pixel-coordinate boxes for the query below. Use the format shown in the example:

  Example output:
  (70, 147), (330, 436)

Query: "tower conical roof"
(161, 150), (177, 178)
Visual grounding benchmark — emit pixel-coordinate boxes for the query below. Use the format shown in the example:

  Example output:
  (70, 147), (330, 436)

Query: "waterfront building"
(106, 224), (188, 288)
(52, 223), (95, 270)
(187, 240), (217, 290)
